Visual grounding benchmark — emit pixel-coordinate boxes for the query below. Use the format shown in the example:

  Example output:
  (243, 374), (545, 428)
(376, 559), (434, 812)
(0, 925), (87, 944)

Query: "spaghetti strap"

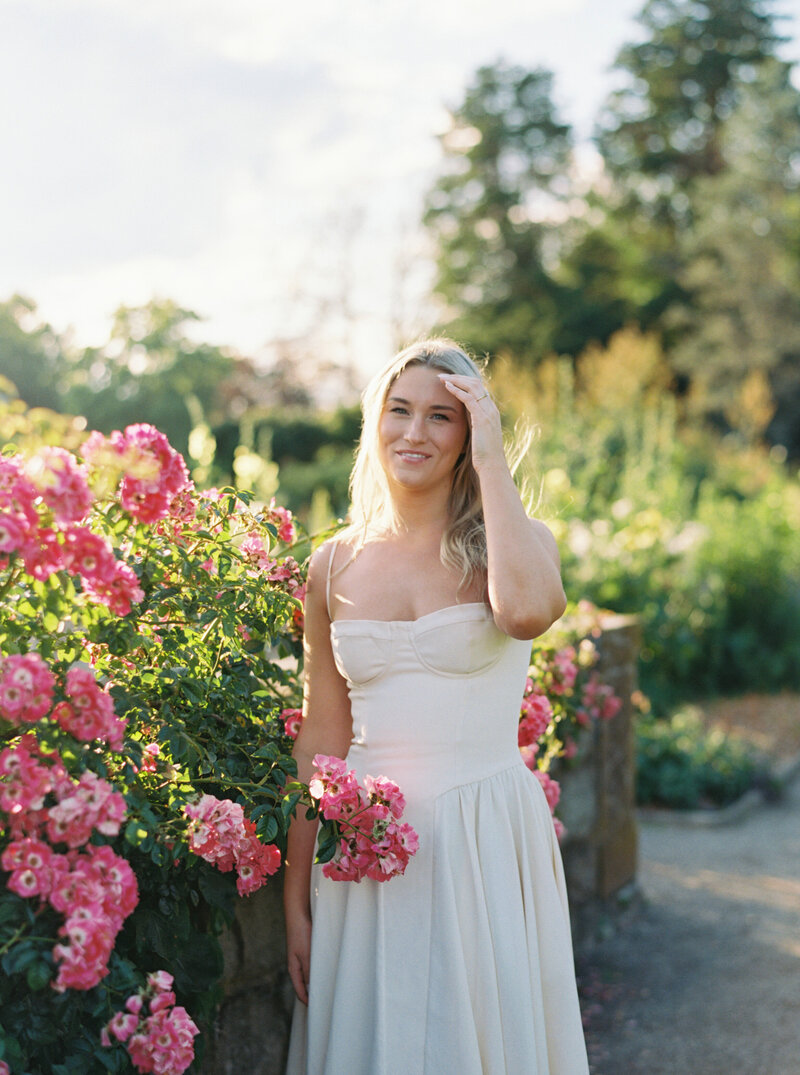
(325, 539), (339, 622)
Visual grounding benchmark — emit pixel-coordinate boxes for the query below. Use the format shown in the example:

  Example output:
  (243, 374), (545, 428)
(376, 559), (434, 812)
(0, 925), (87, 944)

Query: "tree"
(65, 299), (238, 460)
(665, 59), (800, 450)
(597, 0), (788, 198)
(423, 61), (573, 364)
(0, 295), (70, 413)
(584, 0), (800, 431)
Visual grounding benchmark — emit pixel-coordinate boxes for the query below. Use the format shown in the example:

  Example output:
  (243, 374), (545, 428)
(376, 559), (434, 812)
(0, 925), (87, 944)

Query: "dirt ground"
(578, 696), (800, 1075)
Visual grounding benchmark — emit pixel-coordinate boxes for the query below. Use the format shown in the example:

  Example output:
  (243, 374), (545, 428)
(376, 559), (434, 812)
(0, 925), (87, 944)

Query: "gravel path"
(579, 773), (800, 1075)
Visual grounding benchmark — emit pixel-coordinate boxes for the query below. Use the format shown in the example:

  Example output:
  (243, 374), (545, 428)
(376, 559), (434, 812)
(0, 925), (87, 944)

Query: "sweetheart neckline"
(330, 602), (491, 629)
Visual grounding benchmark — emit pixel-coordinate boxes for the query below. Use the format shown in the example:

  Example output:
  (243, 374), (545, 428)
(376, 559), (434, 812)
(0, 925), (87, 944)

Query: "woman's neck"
(387, 486), (450, 541)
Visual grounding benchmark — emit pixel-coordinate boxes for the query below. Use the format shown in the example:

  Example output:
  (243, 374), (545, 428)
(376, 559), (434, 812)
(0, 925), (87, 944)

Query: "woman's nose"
(404, 415), (425, 442)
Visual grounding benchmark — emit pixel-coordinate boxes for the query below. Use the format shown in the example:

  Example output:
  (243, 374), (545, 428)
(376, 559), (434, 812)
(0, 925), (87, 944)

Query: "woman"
(284, 339), (589, 1075)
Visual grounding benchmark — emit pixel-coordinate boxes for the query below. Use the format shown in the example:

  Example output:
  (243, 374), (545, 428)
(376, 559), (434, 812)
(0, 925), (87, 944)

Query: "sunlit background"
(2, 0), (799, 374)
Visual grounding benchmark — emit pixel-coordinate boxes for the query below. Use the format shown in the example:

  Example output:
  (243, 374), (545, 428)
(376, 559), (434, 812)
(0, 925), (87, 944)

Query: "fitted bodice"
(331, 603), (532, 801)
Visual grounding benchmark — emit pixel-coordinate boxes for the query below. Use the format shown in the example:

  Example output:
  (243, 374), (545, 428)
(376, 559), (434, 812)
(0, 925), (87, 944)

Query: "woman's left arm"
(440, 373), (567, 640)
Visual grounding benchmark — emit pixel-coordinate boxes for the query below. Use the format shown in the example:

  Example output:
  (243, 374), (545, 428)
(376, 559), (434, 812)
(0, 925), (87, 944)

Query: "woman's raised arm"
(440, 374), (567, 640)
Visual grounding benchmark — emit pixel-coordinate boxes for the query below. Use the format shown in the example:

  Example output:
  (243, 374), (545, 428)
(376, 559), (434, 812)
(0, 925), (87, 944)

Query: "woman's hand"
(438, 373), (505, 473)
(286, 906), (312, 1005)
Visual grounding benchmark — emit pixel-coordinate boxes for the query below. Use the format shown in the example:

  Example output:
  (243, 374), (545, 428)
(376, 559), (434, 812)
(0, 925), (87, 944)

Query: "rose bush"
(0, 426), (311, 1074)
(0, 420), (622, 1073)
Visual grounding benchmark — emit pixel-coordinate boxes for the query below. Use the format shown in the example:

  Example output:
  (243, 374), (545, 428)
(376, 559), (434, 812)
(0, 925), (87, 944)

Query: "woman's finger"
(289, 953), (309, 1005)
(438, 376), (492, 408)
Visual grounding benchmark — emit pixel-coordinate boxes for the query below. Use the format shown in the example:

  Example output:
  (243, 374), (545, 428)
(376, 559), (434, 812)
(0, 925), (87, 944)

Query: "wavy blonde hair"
(340, 338), (489, 589)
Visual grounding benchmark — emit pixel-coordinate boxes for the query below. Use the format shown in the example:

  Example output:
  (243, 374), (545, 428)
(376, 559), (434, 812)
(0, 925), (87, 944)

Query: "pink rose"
(280, 707), (303, 740)
(26, 446), (92, 524)
(533, 770), (561, 814)
(0, 652), (56, 725)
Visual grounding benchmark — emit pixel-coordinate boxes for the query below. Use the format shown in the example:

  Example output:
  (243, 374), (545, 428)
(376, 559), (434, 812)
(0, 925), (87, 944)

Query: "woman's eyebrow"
(387, 395), (459, 411)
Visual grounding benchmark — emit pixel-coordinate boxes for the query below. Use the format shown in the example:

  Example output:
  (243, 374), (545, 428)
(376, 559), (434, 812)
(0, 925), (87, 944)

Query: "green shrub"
(636, 707), (760, 808)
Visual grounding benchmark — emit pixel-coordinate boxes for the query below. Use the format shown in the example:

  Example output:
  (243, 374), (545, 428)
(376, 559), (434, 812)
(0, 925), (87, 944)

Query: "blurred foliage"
(0, 298), (360, 527)
(0, 378), (88, 454)
(636, 707), (762, 808)
(0, 296), (71, 413)
(596, 0), (786, 191)
(423, 61), (574, 363)
(490, 327), (800, 709)
(64, 299), (239, 461)
(213, 407), (361, 522)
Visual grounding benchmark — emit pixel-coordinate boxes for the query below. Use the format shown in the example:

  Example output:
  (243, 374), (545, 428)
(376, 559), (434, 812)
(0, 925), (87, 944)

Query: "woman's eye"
(430, 413), (449, 421)
(390, 406), (409, 415)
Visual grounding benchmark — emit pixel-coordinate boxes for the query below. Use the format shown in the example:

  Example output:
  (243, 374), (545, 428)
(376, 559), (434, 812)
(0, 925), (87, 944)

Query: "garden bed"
(692, 691), (800, 767)
(636, 691), (800, 818)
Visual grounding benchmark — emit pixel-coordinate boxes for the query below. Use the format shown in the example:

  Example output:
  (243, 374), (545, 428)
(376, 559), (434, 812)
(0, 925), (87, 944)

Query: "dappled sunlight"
(649, 861), (800, 915)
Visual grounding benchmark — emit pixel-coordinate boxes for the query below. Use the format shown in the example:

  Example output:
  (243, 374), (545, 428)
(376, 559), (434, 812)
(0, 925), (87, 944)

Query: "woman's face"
(377, 365), (469, 493)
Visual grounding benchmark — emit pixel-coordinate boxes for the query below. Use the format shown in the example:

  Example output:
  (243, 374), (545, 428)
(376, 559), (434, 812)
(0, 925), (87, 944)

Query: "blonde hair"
(340, 338), (488, 589)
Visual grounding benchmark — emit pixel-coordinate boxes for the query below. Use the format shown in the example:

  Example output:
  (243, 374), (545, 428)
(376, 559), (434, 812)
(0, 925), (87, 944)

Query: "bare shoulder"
(306, 540), (335, 587)
(307, 536), (355, 587)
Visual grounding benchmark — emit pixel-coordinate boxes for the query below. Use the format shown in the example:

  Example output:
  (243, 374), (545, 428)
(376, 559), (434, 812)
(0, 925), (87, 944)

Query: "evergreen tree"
(666, 59), (800, 450)
(423, 61), (573, 364)
(597, 0), (788, 198)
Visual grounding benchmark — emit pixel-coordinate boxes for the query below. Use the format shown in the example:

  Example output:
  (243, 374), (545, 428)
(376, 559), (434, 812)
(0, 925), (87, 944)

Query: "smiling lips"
(396, 451), (431, 462)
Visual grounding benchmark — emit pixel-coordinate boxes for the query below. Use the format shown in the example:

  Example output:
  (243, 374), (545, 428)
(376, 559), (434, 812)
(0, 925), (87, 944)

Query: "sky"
(2, 0), (800, 380)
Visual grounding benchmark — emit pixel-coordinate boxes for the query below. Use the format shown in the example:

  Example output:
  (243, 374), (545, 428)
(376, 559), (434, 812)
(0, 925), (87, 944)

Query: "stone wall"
(558, 613), (641, 947)
(199, 614), (641, 1073)
(198, 876), (294, 1075)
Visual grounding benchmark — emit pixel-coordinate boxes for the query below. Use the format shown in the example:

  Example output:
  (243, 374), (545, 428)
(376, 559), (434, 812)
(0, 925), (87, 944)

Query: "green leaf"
(124, 820), (149, 847)
(198, 868), (237, 914)
(258, 815), (280, 842)
(171, 933), (224, 993)
(280, 791), (303, 821)
(26, 959), (52, 991)
(314, 832), (338, 864)
(2, 942), (40, 976)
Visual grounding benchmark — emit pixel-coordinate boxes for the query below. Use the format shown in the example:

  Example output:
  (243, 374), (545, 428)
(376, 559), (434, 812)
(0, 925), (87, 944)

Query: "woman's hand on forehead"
(437, 373), (505, 473)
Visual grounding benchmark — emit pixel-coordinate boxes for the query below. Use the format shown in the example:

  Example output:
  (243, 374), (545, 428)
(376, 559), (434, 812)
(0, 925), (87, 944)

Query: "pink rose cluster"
(269, 556), (306, 636)
(0, 652), (127, 750)
(576, 674), (622, 725)
(533, 770), (565, 842)
(102, 970), (199, 1075)
(25, 446), (93, 524)
(0, 452), (144, 615)
(545, 645), (580, 695)
(53, 663), (127, 749)
(61, 524), (144, 615)
(280, 707), (303, 740)
(0, 737), (137, 991)
(184, 794), (281, 896)
(0, 652), (56, 725)
(83, 423), (191, 525)
(309, 755), (420, 883)
(534, 769), (561, 813)
(517, 678), (554, 773)
(518, 685), (553, 751)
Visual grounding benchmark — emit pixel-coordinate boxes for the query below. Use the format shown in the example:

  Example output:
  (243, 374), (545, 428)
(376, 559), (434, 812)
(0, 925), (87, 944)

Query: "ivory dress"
(285, 600), (590, 1075)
